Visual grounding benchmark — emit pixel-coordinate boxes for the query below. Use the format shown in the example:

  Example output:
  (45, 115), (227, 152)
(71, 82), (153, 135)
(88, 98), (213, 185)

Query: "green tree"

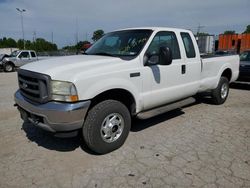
(0, 37), (17, 48)
(243, 25), (250, 33)
(34, 38), (57, 52)
(92, 29), (104, 42)
(224, 30), (236, 35)
(17, 39), (24, 49)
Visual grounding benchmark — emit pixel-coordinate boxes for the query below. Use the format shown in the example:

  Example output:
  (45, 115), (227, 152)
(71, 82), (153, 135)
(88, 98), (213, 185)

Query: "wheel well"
(90, 89), (136, 115)
(5, 61), (15, 67)
(221, 68), (232, 82)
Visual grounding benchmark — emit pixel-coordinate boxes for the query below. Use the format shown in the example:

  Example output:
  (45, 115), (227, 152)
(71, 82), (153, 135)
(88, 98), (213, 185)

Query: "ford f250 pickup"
(14, 27), (239, 154)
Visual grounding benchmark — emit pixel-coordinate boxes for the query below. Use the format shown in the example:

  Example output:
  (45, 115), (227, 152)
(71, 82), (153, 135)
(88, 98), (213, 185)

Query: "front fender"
(75, 77), (143, 113)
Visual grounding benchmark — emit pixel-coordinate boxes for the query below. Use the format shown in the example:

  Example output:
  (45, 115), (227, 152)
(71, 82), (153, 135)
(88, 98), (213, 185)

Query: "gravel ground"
(0, 72), (250, 188)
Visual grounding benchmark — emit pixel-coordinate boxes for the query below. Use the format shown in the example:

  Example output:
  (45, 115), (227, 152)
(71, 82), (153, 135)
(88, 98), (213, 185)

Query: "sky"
(0, 0), (249, 48)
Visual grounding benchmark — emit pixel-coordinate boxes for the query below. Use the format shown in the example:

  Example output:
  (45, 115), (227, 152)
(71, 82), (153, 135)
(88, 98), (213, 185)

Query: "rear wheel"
(211, 77), (229, 105)
(82, 100), (131, 154)
(4, 62), (14, 72)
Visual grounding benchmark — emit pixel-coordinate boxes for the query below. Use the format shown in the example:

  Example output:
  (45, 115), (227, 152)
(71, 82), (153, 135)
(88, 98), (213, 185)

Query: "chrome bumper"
(14, 90), (90, 132)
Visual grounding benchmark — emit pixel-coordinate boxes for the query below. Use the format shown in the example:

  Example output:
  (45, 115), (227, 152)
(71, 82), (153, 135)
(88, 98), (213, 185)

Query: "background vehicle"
(1, 50), (38, 72)
(14, 27), (239, 154)
(238, 50), (250, 81)
(0, 54), (10, 69)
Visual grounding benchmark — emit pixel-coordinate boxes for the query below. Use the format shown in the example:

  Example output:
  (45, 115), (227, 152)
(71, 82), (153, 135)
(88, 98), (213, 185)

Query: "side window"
(147, 31), (181, 61)
(181, 32), (196, 58)
(31, 52), (36, 57)
(19, 52), (30, 58)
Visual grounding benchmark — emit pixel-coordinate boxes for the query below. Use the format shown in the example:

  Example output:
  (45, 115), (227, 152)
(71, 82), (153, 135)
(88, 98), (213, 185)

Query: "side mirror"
(159, 46), (172, 65)
(144, 51), (158, 66)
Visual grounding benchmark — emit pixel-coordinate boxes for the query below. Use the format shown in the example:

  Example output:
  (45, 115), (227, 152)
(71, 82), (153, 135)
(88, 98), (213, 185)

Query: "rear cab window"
(181, 32), (196, 58)
(30, 51), (36, 58)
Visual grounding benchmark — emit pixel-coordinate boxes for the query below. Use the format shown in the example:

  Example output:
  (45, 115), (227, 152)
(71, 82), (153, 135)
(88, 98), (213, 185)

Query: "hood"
(21, 55), (126, 81)
(2, 56), (14, 62)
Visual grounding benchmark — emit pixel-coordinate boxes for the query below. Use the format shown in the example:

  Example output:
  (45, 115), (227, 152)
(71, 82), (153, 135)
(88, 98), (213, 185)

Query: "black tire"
(3, 62), (14, 72)
(211, 77), (229, 105)
(82, 100), (131, 154)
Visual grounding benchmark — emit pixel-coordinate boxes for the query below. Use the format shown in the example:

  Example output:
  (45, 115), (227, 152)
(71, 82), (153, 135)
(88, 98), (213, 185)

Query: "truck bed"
(199, 55), (239, 92)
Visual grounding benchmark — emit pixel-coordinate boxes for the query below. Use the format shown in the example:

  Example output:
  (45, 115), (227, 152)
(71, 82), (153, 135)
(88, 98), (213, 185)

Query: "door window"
(146, 31), (181, 64)
(19, 52), (30, 58)
(181, 32), (196, 58)
(30, 52), (36, 58)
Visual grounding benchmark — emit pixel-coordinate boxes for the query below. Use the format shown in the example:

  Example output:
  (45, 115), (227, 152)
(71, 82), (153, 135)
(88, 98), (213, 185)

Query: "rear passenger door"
(180, 32), (201, 94)
(30, 51), (37, 62)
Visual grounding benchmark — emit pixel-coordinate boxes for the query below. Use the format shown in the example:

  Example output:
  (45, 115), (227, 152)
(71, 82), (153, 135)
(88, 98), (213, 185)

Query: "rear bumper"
(14, 90), (90, 133)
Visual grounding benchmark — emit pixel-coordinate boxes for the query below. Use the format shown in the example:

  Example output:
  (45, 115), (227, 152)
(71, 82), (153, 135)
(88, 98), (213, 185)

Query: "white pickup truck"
(14, 27), (239, 154)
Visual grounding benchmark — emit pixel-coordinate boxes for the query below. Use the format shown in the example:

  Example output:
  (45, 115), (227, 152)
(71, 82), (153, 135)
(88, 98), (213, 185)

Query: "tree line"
(0, 29), (105, 52)
(62, 29), (104, 52)
(223, 25), (250, 35)
(0, 37), (57, 52)
(1, 25), (249, 51)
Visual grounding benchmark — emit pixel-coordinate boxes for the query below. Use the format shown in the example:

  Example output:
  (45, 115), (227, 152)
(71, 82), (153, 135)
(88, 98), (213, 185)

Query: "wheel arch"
(5, 61), (15, 67)
(89, 88), (137, 116)
(221, 68), (232, 82)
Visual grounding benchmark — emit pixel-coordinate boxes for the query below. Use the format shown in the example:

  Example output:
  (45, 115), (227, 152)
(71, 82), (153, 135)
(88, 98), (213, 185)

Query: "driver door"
(17, 51), (31, 66)
(142, 31), (186, 110)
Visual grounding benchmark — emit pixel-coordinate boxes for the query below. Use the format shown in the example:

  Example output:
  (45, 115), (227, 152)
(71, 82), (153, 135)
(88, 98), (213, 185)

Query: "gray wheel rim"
(100, 113), (124, 143)
(5, 64), (12, 72)
(221, 83), (228, 99)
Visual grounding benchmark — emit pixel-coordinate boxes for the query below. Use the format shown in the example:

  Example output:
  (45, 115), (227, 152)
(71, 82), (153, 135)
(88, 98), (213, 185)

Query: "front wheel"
(82, 100), (131, 154)
(211, 77), (229, 105)
(3, 63), (14, 72)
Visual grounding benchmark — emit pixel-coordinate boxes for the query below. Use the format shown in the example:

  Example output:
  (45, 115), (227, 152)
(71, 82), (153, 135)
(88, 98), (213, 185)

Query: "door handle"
(181, 65), (186, 74)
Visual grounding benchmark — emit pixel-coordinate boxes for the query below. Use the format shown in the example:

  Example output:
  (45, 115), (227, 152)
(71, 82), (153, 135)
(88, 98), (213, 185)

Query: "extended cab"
(1, 50), (38, 72)
(14, 27), (239, 154)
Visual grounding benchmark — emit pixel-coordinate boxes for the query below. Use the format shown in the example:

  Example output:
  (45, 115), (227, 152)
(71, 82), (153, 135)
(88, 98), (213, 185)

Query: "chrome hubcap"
(100, 113), (124, 143)
(221, 83), (228, 99)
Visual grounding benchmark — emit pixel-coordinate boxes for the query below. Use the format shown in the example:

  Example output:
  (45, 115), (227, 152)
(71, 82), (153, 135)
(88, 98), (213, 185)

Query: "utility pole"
(32, 31), (36, 43)
(16, 8), (26, 49)
(51, 31), (54, 44)
(197, 23), (205, 36)
(85, 32), (88, 41)
(75, 17), (79, 45)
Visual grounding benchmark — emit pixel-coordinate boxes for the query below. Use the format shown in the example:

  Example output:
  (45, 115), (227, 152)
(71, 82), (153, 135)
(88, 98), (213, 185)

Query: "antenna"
(75, 17), (79, 45)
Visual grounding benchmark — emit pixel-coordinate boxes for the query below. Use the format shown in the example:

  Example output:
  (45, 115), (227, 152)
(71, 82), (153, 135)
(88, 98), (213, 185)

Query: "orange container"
(218, 33), (250, 53)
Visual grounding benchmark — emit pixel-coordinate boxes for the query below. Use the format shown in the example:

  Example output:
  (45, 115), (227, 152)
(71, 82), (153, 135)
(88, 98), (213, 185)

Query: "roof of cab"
(114, 27), (192, 33)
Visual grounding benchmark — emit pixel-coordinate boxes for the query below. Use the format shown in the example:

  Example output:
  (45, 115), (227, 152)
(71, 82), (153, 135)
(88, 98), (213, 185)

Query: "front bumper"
(14, 90), (90, 133)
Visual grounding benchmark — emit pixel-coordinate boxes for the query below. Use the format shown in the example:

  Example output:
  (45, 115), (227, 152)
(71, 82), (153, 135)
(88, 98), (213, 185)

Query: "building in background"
(218, 33), (250, 53)
(196, 35), (215, 54)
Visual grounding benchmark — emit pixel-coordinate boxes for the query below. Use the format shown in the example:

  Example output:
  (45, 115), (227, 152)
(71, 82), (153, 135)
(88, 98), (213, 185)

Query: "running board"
(136, 97), (196, 119)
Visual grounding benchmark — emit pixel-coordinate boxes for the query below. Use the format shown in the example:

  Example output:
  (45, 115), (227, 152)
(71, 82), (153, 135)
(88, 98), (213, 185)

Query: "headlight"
(51, 80), (78, 102)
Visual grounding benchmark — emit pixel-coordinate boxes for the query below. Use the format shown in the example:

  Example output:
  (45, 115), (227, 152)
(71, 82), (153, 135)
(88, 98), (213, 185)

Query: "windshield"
(240, 51), (250, 61)
(86, 29), (153, 59)
(10, 50), (20, 57)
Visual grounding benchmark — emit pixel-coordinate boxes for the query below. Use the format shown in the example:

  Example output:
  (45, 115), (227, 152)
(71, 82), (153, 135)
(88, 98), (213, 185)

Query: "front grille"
(18, 69), (51, 103)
